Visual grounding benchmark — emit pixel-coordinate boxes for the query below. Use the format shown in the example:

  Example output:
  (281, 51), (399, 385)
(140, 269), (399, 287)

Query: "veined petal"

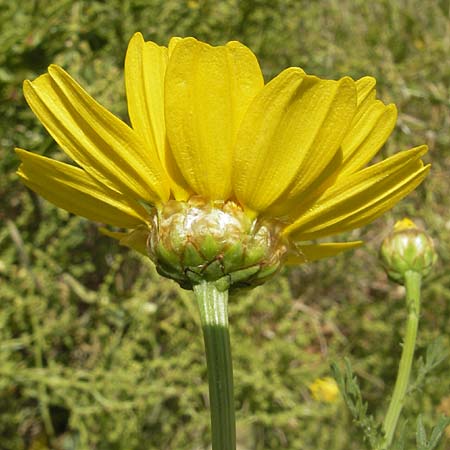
(100, 226), (150, 255)
(288, 145), (426, 227)
(285, 146), (429, 241)
(168, 37), (183, 57)
(355, 76), (376, 105)
(125, 33), (191, 200)
(165, 37), (264, 200)
(16, 148), (149, 228)
(337, 101), (397, 177)
(268, 78), (395, 219)
(352, 76), (377, 124)
(24, 65), (170, 204)
(234, 69), (356, 214)
(286, 241), (363, 265)
(312, 164), (429, 237)
(125, 32), (168, 165)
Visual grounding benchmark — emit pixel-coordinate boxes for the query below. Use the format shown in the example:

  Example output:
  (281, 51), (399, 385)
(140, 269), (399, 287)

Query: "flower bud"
(147, 196), (288, 291)
(380, 218), (437, 282)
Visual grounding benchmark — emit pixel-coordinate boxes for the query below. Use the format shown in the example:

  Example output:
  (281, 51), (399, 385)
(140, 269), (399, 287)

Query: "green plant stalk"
(383, 270), (422, 448)
(194, 281), (236, 450)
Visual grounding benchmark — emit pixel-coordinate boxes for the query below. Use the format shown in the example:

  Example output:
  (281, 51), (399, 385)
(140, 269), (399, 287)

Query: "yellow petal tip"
(362, 75), (376, 83)
(357, 75), (376, 88)
(14, 148), (29, 162)
(131, 31), (144, 40)
(414, 144), (429, 157)
(394, 218), (417, 231)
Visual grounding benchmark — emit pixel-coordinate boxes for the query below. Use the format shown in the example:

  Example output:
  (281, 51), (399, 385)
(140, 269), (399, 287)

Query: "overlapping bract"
(17, 33), (429, 264)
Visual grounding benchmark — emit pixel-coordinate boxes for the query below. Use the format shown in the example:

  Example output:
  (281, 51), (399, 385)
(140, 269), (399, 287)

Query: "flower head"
(17, 33), (429, 290)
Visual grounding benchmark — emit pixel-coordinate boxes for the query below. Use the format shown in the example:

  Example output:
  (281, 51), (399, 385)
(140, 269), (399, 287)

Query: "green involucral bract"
(147, 196), (288, 290)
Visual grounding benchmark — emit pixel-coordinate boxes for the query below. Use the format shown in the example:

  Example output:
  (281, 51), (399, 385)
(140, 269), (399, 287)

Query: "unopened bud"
(380, 218), (437, 282)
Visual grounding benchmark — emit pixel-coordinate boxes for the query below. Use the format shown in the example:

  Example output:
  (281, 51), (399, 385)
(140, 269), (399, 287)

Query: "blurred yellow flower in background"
(309, 377), (340, 403)
(16, 33), (429, 289)
(437, 396), (450, 438)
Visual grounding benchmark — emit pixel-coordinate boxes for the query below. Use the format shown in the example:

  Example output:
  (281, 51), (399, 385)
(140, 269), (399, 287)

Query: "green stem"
(383, 270), (422, 448)
(193, 282), (236, 450)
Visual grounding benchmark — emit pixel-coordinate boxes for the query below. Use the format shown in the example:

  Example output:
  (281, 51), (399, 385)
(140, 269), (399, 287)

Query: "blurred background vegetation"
(1, 0), (449, 449)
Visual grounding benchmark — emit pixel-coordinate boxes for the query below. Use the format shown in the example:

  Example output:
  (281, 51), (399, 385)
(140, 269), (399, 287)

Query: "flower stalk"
(194, 282), (236, 450)
(383, 270), (421, 448)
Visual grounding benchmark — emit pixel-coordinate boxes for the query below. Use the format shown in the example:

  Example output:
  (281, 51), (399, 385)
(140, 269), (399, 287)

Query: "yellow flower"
(309, 377), (340, 403)
(16, 33), (429, 289)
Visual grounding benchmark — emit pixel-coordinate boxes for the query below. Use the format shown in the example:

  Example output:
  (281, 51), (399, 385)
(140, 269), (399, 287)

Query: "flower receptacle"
(147, 197), (288, 291)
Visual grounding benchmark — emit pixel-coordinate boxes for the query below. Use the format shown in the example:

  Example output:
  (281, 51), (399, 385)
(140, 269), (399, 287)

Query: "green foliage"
(1, 0), (450, 449)
(332, 350), (448, 450)
(409, 338), (450, 396)
(416, 416), (450, 450)
(331, 359), (384, 449)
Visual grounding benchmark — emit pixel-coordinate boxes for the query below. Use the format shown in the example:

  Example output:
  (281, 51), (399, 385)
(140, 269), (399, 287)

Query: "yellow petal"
(269, 79), (395, 219)
(16, 148), (149, 228)
(355, 76), (376, 105)
(125, 33), (191, 200)
(125, 33), (168, 165)
(100, 226), (150, 255)
(352, 76), (378, 125)
(165, 37), (264, 200)
(324, 165), (428, 236)
(24, 65), (170, 204)
(331, 76), (397, 178)
(234, 69), (356, 214)
(338, 102), (397, 177)
(168, 37), (183, 57)
(286, 241), (363, 265)
(285, 146), (429, 241)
